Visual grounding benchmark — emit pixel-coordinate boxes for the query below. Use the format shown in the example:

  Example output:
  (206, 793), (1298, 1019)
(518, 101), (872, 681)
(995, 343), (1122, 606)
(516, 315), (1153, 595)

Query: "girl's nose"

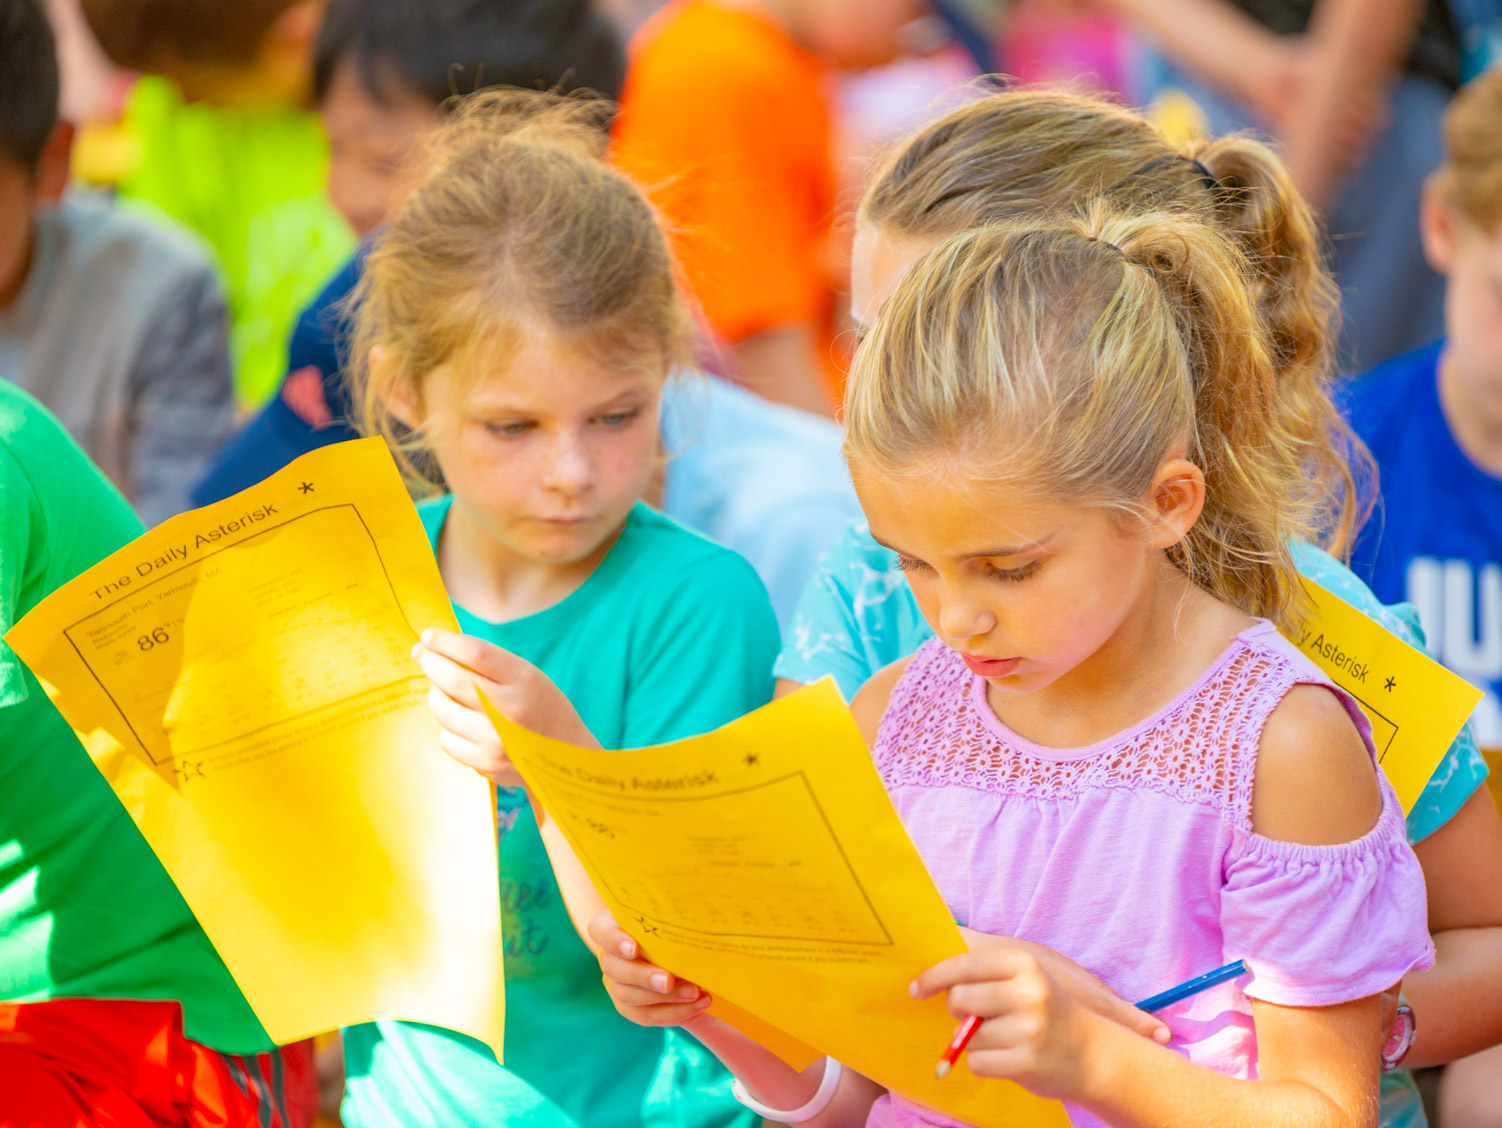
(541, 434), (595, 496)
(937, 588), (996, 645)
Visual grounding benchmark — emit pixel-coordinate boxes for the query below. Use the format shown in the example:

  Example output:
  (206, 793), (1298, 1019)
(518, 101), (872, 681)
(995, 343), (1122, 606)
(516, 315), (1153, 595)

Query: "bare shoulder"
(1250, 683), (1383, 845)
(849, 656), (914, 748)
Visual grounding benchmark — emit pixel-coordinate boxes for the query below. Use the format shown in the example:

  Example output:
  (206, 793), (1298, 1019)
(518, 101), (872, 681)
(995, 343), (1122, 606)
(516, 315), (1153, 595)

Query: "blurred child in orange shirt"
(612, 0), (921, 414)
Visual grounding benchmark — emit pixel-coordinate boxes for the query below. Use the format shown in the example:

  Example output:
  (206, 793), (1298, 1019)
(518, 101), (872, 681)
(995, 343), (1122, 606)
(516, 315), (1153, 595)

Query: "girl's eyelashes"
(895, 556), (1039, 583)
(481, 407), (642, 437)
(985, 560), (1040, 583)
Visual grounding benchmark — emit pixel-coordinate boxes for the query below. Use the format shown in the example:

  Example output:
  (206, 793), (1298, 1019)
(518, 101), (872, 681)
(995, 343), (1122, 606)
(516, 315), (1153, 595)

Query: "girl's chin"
(512, 522), (624, 567)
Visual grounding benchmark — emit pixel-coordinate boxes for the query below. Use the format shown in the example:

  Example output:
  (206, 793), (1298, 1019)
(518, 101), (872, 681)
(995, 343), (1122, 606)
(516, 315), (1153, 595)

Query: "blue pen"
(1135, 959), (1250, 1013)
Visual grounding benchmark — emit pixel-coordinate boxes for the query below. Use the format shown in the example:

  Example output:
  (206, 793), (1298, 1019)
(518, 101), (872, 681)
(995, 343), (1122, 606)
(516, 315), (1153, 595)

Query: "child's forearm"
(1074, 1011), (1377, 1128)
(529, 800), (609, 949)
(1099, 0), (1284, 105)
(1401, 928), (1502, 1067)
(1280, 0), (1423, 205)
(678, 1016), (881, 1128)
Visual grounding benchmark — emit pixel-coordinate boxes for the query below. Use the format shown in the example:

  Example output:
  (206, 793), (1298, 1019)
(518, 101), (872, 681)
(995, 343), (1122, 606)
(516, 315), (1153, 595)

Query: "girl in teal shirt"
(338, 90), (776, 1128)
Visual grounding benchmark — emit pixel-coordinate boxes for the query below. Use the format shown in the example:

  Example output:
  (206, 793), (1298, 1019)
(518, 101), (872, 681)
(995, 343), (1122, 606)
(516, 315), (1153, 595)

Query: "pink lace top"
(868, 622), (1432, 1128)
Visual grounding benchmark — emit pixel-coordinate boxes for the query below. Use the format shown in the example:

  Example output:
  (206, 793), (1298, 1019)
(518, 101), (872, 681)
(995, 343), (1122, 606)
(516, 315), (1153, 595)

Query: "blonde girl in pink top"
(592, 201), (1433, 1127)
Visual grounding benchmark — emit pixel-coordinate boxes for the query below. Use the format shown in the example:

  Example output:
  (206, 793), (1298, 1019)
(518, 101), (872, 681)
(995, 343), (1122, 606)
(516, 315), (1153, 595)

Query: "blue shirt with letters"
(1346, 339), (1502, 753)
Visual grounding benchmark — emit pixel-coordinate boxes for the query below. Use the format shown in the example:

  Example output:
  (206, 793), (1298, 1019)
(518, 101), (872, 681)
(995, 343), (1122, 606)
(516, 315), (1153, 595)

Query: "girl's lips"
(961, 654), (1020, 678)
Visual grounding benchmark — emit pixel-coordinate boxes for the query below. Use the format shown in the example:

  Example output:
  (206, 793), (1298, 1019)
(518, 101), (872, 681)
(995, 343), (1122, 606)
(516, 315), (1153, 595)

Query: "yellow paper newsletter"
(483, 679), (1070, 1128)
(4, 438), (504, 1054)
(1290, 580), (1484, 813)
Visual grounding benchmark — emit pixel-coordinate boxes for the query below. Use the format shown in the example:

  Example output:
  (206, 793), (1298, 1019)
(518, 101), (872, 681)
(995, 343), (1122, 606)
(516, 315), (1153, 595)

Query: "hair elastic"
(1119, 153), (1222, 198)
(731, 1059), (844, 1123)
(1188, 157), (1222, 195)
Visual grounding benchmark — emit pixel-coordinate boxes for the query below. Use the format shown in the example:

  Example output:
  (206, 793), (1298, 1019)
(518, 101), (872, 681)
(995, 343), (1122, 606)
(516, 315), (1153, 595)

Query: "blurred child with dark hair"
(191, 0), (860, 627)
(79, 0), (355, 408)
(314, 0), (628, 239)
(0, 0), (232, 526)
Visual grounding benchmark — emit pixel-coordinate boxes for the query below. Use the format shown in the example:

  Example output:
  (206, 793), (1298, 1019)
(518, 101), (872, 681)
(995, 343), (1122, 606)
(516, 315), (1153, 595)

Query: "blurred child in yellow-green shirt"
(79, 0), (353, 409)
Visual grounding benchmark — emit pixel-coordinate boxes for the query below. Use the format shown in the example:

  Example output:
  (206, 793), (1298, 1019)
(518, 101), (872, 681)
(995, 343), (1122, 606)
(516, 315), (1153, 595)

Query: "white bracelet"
(731, 1058), (843, 1124)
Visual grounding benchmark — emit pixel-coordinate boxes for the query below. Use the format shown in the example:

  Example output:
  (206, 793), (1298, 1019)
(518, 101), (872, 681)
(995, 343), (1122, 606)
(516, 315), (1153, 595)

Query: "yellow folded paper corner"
(5, 438), (505, 1055)
(482, 679), (1070, 1127)
(1290, 581), (1484, 813)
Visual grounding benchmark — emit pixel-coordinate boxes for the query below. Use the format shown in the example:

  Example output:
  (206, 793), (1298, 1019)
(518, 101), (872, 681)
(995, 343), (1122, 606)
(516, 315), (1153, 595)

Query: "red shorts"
(0, 998), (316, 1128)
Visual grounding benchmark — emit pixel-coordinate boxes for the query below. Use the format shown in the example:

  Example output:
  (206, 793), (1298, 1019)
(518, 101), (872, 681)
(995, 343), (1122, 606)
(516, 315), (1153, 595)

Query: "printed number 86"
(136, 627), (171, 651)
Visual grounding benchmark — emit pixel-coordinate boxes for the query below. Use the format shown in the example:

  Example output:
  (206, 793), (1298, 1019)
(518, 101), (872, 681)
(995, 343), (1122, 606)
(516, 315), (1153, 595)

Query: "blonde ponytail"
(845, 203), (1316, 629)
(858, 86), (1366, 561)
(1190, 134), (1371, 557)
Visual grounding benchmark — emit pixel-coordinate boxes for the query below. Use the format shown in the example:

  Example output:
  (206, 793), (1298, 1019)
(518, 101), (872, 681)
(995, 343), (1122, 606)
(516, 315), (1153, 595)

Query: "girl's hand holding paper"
(417, 628), (617, 943)
(590, 909), (715, 1026)
(414, 628), (595, 788)
(479, 680), (1072, 1128)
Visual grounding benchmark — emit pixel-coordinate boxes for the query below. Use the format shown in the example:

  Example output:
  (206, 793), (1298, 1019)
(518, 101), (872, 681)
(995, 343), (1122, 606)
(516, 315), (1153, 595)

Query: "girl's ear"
(1145, 456), (1206, 550)
(371, 346), (421, 429)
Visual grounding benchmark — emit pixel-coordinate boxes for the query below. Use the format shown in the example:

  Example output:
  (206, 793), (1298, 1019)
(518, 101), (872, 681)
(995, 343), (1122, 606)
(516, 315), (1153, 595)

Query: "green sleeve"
(619, 549), (779, 747)
(0, 445), (43, 708)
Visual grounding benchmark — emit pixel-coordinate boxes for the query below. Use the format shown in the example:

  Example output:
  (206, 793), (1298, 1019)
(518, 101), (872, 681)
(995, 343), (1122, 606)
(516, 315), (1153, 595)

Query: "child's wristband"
(731, 1058), (843, 1123)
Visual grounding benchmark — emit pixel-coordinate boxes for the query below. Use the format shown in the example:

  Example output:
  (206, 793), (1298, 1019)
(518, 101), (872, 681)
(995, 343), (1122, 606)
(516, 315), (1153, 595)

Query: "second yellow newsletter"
(486, 679), (1070, 1128)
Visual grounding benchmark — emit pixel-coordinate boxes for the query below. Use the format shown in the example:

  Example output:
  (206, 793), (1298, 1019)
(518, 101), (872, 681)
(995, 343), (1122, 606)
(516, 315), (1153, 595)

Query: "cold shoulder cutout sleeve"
(1222, 773), (1433, 1007)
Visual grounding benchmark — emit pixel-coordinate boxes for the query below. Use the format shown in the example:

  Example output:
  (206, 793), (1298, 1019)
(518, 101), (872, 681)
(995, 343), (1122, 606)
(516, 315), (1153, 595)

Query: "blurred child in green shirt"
(80, 0), (353, 408)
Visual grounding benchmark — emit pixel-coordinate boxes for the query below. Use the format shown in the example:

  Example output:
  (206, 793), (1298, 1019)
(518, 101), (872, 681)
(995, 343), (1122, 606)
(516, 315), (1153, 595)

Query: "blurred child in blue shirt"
(1346, 65), (1502, 759)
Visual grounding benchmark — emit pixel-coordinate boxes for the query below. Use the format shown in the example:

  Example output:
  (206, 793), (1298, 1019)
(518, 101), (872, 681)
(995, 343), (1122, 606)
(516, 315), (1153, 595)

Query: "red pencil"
(935, 1014), (983, 1079)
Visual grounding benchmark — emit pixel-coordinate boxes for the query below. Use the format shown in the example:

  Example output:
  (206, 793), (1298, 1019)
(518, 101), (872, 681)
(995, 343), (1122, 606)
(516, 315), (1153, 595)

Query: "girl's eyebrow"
(869, 531), (1054, 559)
(958, 534), (1054, 559)
(467, 384), (654, 417)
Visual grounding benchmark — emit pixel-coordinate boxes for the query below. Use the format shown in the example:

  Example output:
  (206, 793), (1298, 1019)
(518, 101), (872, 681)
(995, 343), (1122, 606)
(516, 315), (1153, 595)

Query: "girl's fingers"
(961, 1046), (1030, 1082)
(945, 979), (1038, 1024)
(436, 728), (486, 771)
(910, 949), (1032, 1001)
(599, 950), (680, 995)
(586, 911), (634, 958)
(418, 629), (526, 684)
(1103, 996), (1170, 1043)
(413, 644), (487, 709)
(612, 996), (714, 1028)
(605, 980), (703, 1008)
(426, 682), (500, 746)
(436, 729), (523, 786)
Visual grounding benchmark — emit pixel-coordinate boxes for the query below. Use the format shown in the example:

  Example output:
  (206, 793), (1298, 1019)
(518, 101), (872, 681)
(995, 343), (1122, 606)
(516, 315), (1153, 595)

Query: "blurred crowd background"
(18, 0), (1499, 502)
(4, 0), (1502, 1122)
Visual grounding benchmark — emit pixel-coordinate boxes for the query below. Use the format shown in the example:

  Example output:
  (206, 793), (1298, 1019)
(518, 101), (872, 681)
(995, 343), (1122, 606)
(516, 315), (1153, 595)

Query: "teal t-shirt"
(0, 380), (271, 1052)
(341, 499), (778, 1128)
